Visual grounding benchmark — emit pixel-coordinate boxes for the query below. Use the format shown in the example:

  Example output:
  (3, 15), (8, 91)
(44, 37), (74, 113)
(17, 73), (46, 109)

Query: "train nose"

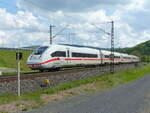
(27, 55), (43, 69)
(27, 61), (44, 69)
(27, 63), (42, 69)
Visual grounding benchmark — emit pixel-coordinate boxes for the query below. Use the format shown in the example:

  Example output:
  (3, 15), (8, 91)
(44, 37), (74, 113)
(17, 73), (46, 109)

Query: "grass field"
(0, 49), (32, 71)
(0, 63), (150, 106)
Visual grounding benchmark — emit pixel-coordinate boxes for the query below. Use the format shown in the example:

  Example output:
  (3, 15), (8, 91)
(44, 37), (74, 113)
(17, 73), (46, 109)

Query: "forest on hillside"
(116, 40), (150, 62)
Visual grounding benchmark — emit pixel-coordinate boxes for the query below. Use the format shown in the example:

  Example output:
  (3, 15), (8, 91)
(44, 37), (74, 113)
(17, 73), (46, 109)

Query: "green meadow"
(0, 49), (32, 71)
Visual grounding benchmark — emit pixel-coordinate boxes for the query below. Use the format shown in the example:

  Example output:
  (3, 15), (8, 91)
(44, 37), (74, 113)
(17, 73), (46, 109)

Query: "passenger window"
(72, 52), (98, 58)
(51, 51), (66, 57)
(105, 55), (110, 58)
(114, 56), (120, 58)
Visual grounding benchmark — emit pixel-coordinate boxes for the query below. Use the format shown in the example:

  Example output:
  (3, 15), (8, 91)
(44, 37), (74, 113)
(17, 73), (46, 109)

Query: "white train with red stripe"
(27, 44), (139, 71)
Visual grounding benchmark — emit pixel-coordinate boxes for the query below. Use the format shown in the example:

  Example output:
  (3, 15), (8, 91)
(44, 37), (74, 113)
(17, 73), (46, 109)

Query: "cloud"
(77, 33), (90, 40)
(17, 0), (131, 12)
(0, 31), (6, 45)
(1, 0), (150, 48)
(0, 8), (47, 32)
(0, 8), (50, 47)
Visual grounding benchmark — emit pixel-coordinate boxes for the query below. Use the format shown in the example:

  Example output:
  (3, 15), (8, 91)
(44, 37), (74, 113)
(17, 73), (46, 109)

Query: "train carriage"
(27, 44), (139, 71)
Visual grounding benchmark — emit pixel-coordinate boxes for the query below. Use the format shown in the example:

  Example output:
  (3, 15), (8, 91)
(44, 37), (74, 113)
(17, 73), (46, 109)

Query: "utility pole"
(91, 21), (115, 74)
(49, 25), (69, 44)
(49, 25), (55, 45)
(110, 21), (115, 73)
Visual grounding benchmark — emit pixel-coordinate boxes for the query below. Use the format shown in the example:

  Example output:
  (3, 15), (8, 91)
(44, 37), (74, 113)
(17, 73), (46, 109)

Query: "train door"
(66, 48), (71, 65)
(59, 52), (65, 66)
(99, 50), (103, 65)
(120, 54), (123, 63)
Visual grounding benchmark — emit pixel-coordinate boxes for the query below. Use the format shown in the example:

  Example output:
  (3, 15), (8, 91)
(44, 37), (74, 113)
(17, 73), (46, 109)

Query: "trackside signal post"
(49, 25), (55, 45)
(16, 52), (23, 97)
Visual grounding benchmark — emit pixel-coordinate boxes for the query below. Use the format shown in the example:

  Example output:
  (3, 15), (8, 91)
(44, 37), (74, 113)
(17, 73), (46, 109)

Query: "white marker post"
(0, 71), (2, 76)
(16, 52), (22, 97)
(17, 58), (20, 97)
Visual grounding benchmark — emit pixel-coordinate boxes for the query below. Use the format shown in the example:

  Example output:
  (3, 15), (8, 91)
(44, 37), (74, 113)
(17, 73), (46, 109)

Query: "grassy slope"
(0, 49), (32, 71)
(0, 63), (150, 105)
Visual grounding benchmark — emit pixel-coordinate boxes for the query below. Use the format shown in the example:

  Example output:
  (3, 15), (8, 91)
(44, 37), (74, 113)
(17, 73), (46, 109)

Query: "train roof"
(40, 44), (138, 58)
(59, 44), (109, 50)
(48, 44), (99, 53)
(59, 44), (129, 56)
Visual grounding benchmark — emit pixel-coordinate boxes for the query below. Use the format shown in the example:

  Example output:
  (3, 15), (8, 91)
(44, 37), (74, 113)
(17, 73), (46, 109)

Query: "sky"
(0, 0), (150, 48)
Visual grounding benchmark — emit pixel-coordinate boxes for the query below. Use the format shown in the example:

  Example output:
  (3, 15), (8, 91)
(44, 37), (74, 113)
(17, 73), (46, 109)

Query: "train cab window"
(34, 46), (49, 55)
(124, 57), (129, 59)
(51, 51), (66, 57)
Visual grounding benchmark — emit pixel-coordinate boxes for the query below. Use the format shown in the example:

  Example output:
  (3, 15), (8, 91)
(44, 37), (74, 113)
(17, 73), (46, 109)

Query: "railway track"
(0, 63), (140, 83)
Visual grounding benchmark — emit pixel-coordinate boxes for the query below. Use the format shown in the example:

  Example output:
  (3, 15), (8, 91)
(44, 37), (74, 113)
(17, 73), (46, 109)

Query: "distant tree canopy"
(130, 50), (141, 56)
(116, 40), (150, 56)
(115, 40), (150, 62)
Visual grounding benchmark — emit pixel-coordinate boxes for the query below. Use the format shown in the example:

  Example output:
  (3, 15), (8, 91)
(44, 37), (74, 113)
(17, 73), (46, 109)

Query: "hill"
(116, 40), (150, 56)
(116, 40), (150, 62)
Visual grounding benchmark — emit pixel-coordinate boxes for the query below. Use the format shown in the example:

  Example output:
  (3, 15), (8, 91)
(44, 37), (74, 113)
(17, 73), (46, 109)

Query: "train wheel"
(39, 69), (44, 72)
(56, 67), (60, 71)
(48, 68), (60, 72)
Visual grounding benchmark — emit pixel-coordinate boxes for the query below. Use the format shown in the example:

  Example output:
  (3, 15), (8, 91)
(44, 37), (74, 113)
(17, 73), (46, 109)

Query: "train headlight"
(39, 55), (42, 60)
(30, 55), (33, 60)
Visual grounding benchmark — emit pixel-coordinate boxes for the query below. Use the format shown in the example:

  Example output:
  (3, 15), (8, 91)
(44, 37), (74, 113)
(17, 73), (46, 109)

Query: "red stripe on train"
(27, 58), (132, 66)
(65, 58), (111, 61)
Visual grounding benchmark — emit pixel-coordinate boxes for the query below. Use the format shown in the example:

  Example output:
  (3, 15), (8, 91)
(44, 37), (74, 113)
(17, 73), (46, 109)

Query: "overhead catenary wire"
(49, 24), (70, 44)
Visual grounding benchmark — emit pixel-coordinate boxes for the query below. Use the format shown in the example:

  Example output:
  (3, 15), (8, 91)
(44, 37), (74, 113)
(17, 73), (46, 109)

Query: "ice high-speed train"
(27, 44), (139, 71)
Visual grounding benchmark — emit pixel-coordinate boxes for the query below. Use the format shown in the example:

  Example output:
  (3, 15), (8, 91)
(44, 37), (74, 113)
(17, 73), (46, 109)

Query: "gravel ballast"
(0, 63), (141, 94)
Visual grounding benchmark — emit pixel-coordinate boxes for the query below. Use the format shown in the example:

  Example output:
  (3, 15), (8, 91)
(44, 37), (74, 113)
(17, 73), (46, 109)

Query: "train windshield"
(33, 46), (49, 55)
